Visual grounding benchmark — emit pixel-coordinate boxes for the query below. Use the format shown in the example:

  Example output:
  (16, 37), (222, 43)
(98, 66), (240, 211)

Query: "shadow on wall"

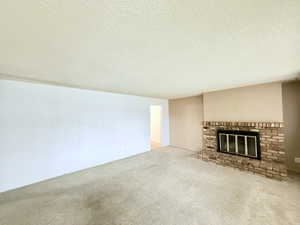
(282, 81), (300, 173)
(169, 96), (204, 152)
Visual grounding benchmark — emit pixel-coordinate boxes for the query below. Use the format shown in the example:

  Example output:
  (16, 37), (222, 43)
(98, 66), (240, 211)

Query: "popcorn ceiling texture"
(0, 1), (300, 98)
(201, 121), (287, 180)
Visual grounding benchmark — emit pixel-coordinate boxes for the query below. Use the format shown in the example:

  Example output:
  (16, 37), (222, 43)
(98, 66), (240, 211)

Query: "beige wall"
(282, 81), (300, 173)
(203, 82), (283, 122)
(169, 81), (299, 172)
(169, 96), (204, 151)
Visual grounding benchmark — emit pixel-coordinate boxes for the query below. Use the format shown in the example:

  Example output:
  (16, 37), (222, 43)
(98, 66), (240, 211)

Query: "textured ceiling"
(0, 0), (300, 98)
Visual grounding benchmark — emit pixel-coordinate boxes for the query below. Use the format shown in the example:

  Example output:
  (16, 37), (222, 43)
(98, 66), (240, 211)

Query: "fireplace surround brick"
(201, 121), (287, 180)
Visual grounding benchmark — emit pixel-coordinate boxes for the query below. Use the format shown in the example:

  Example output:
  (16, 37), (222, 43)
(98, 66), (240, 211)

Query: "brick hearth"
(201, 121), (287, 180)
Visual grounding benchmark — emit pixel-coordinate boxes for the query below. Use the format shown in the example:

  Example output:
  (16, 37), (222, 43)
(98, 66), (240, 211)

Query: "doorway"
(150, 105), (162, 149)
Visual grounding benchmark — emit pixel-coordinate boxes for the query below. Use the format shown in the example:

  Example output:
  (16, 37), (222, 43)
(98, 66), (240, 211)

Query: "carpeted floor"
(0, 146), (300, 225)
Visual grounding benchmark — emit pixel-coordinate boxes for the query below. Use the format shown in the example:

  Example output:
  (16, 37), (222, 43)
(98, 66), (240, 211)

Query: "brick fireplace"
(201, 121), (287, 180)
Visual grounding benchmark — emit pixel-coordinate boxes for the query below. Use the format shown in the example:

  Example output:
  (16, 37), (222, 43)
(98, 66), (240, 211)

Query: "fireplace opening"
(217, 130), (261, 160)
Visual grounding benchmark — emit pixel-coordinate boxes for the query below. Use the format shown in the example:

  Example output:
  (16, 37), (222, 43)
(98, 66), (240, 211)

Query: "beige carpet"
(1, 146), (300, 225)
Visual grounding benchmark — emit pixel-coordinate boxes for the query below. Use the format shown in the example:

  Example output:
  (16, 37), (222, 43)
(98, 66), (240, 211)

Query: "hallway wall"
(150, 105), (161, 144)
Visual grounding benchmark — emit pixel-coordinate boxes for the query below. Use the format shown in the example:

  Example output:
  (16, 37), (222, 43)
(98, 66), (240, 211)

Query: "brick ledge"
(203, 121), (284, 128)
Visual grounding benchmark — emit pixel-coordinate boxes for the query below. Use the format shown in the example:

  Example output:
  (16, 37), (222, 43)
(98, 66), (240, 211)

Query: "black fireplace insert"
(217, 130), (261, 160)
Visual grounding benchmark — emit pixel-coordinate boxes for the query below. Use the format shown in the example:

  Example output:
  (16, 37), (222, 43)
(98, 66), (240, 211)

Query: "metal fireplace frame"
(216, 130), (261, 160)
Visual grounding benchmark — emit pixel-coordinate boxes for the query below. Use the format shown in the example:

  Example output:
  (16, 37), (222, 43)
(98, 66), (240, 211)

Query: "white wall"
(0, 80), (169, 192)
(203, 82), (283, 122)
(150, 105), (161, 144)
